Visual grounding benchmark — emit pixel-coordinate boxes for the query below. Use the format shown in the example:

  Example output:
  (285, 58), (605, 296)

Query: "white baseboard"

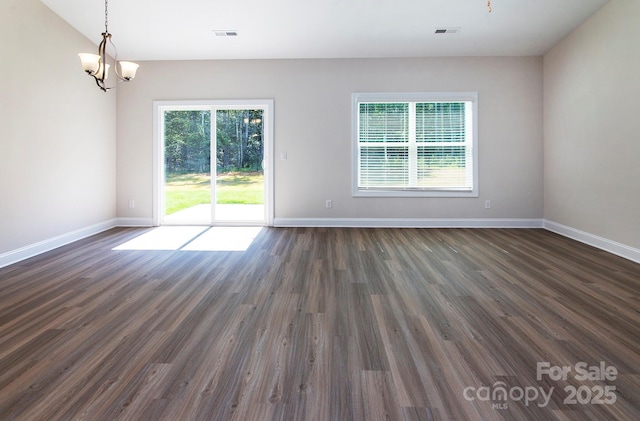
(116, 217), (155, 227)
(543, 220), (640, 264)
(4, 218), (635, 269)
(273, 218), (544, 228)
(0, 219), (118, 269)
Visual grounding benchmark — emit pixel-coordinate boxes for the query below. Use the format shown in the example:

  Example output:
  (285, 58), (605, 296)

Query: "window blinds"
(357, 100), (473, 191)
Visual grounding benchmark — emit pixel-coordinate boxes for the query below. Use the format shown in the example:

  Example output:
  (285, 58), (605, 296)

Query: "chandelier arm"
(107, 34), (126, 81)
(92, 33), (114, 90)
(97, 34), (108, 86)
(94, 76), (109, 92)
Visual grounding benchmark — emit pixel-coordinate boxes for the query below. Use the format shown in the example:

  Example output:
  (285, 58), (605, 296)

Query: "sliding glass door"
(155, 101), (272, 226)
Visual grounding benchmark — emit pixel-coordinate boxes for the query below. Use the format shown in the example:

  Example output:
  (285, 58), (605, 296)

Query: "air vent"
(213, 30), (239, 37)
(435, 27), (461, 35)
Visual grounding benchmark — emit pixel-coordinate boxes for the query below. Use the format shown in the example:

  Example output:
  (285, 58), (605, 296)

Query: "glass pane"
(163, 110), (211, 224)
(416, 102), (466, 143)
(359, 146), (409, 188)
(215, 109), (265, 221)
(359, 103), (408, 143)
(417, 145), (470, 188)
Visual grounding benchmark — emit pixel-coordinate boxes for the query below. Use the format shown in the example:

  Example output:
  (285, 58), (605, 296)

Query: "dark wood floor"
(0, 227), (638, 420)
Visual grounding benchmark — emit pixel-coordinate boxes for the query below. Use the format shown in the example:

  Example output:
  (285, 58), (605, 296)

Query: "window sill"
(353, 188), (478, 198)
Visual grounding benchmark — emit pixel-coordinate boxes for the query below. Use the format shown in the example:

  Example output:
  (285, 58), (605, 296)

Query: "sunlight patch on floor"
(112, 226), (262, 252)
(182, 227), (263, 251)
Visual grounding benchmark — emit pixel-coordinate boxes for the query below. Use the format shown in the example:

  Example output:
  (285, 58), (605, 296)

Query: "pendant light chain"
(104, 0), (109, 33)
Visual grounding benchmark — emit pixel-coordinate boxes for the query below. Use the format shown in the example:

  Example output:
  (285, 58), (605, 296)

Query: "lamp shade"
(78, 53), (101, 75)
(96, 63), (110, 80)
(119, 61), (139, 80)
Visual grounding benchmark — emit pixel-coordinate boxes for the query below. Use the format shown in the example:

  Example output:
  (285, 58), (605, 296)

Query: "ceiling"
(40, 0), (609, 61)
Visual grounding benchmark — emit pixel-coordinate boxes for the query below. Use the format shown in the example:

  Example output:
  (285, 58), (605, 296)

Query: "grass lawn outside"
(165, 172), (264, 215)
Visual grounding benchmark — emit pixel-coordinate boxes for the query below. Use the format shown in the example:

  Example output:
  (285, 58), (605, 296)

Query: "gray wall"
(543, 0), (640, 248)
(116, 57), (543, 223)
(0, 0), (116, 255)
(7, 0), (636, 262)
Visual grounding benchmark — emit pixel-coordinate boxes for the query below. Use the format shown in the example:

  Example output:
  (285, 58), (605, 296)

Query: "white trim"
(5, 218), (636, 269)
(116, 218), (154, 227)
(0, 219), (117, 269)
(152, 102), (163, 226)
(274, 218), (543, 228)
(543, 220), (640, 264)
(352, 92), (479, 198)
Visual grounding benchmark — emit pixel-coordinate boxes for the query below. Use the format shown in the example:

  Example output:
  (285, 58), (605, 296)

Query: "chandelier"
(78, 0), (139, 92)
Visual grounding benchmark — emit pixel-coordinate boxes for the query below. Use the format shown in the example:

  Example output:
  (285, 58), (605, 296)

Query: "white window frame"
(352, 92), (479, 198)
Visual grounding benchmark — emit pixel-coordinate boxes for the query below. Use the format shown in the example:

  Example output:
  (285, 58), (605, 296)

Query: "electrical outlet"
(485, 200), (491, 209)
(280, 152), (287, 160)
(326, 199), (332, 209)
(129, 200), (135, 209)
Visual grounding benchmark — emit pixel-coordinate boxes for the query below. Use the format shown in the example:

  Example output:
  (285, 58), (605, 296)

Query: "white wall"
(544, 0), (640, 249)
(117, 56), (543, 223)
(0, 0), (116, 256)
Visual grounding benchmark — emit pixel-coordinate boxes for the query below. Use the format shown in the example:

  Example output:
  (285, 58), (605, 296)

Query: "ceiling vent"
(213, 30), (239, 37)
(435, 27), (461, 35)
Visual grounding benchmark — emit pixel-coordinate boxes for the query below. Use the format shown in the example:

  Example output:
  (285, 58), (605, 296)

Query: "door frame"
(152, 99), (274, 226)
